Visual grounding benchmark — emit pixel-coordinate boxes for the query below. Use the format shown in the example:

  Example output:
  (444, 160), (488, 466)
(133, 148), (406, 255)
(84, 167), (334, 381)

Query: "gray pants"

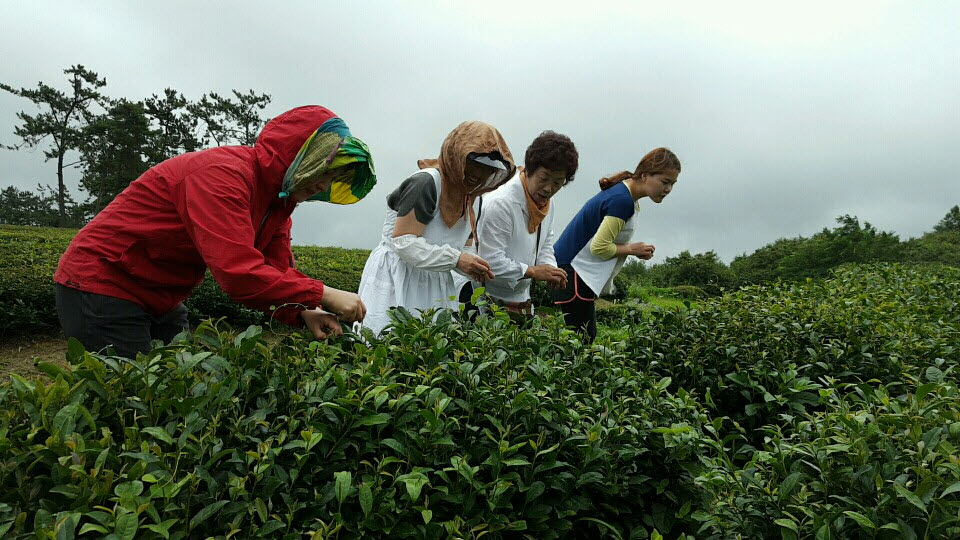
(55, 284), (188, 358)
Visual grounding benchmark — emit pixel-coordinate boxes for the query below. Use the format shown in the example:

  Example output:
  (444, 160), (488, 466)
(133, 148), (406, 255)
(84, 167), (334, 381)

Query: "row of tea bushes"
(2, 263), (959, 538)
(608, 263), (960, 436)
(0, 310), (711, 539)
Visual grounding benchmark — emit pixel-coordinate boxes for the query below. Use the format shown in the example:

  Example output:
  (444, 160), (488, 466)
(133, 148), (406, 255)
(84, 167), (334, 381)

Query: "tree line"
(614, 207), (960, 295)
(1, 65), (271, 227)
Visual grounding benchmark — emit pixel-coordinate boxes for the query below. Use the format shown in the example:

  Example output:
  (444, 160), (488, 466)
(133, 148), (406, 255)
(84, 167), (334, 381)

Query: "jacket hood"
(254, 105), (338, 193)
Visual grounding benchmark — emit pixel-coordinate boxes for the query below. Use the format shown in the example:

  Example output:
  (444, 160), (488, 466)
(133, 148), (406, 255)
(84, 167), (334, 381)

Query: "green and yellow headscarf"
(279, 117), (376, 204)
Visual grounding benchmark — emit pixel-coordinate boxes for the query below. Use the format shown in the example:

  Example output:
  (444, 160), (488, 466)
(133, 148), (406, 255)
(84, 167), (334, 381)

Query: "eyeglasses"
(464, 154), (510, 192)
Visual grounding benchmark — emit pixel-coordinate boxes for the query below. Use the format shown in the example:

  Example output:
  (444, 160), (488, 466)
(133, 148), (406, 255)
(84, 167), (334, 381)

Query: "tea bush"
(4, 229), (960, 539)
(616, 264), (960, 436)
(0, 225), (74, 338)
(695, 369), (960, 539)
(0, 309), (712, 539)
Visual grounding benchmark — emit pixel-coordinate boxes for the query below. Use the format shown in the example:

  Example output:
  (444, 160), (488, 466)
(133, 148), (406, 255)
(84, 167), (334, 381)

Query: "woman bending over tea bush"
(458, 130), (579, 320)
(552, 147), (680, 341)
(54, 106), (376, 357)
(358, 121), (515, 335)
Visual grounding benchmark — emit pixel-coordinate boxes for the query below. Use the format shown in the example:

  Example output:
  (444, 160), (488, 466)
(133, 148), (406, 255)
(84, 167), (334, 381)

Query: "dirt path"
(0, 332), (68, 378)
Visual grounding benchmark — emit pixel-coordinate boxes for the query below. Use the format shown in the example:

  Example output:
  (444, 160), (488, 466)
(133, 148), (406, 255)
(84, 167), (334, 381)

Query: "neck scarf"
(520, 167), (549, 234)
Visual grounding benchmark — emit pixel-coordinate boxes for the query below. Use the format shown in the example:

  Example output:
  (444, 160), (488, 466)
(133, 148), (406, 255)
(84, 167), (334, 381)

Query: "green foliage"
(188, 90), (272, 147)
(617, 263), (960, 436)
(647, 250), (735, 296)
(0, 225), (74, 338)
(696, 371), (960, 539)
(731, 215), (909, 285)
(933, 205), (960, 233)
(729, 236), (806, 285)
(603, 262), (960, 538)
(1, 65), (107, 227)
(0, 312), (709, 539)
(776, 215), (901, 280)
(901, 230), (960, 267)
(143, 88), (202, 162)
(79, 99), (153, 215)
(4, 65), (273, 224)
(3, 253), (960, 537)
(0, 185), (79, 228)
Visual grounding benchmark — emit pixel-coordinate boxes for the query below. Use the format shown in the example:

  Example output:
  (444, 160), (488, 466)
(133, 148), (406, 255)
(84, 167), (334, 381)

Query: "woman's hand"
(300, 308), (343, 339)
(457, 252), (495, 282)
(320, 286), (367, 322)
(525, 265), (568, 289)
(628, 242), (655, 260)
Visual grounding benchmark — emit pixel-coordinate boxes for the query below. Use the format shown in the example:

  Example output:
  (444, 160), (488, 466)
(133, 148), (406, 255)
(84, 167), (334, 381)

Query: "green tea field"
(1, 225), (959, 538)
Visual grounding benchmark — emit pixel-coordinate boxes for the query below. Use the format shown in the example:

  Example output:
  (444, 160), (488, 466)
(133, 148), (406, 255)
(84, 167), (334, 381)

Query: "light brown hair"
(599, 147), (681, 190)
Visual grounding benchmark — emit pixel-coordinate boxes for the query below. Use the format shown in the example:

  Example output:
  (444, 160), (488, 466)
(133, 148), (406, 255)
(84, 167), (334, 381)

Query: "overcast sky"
(2, 1), (957, 263)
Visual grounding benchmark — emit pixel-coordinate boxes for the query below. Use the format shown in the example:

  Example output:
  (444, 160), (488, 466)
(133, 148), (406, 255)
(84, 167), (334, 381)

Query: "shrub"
(647, 250), (735, 296)
(614, 263), (960, 437)
(696, 371), (960, 539)
(0, 311), (710, 539)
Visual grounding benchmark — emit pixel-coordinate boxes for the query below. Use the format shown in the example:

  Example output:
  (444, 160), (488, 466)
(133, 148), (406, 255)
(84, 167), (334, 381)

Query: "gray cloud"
(2, 1), (957, 264)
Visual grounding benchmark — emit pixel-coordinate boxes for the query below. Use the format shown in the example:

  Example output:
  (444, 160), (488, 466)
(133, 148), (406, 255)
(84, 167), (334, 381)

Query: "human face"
(641, 171), (678, 203)
(463, 157), (510, 195)
(524, 167), (567, 206)
(290, 170), (337, 203)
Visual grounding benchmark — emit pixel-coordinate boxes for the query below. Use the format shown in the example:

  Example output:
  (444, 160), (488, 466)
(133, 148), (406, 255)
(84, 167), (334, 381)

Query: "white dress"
(358, 169), (471, 335)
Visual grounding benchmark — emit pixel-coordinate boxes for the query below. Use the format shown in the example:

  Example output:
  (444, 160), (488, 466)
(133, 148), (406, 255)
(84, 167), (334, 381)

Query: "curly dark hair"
(524, 130), (579, 184)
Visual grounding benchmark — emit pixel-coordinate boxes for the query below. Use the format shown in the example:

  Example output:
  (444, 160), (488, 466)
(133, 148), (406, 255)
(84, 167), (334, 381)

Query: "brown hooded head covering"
(417, 121), (515, 227)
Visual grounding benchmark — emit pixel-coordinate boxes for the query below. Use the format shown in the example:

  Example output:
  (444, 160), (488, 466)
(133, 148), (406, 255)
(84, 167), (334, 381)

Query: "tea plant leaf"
(334, 471), (351, 504)
(526, 481), (545, 503)
(843, 511), (875, 530)
(78, 523), (109, 535)
(52, 404), (78, 436)
(357, 413), (391, 426)
(774, 519), (798, 532)
(359, 483), (373, 516)
(925, 366), (944, 383)
(191, 500), (228, 528)
(143, 519), (177, 539)
(779, 472), (802, 498)
(578, 517), (624, 540)
(939, 481), (960, 498)
(576, 472), (604, 487)
(893, 483), (927, 514)
(396, 472), (429, 501)
(114, 481), (144, 499)
(142, 427), (174, 445)
(114, 511), (138, 540)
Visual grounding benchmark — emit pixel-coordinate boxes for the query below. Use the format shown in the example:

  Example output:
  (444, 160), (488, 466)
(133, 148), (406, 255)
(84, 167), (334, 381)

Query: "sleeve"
(604, 190), (636, 221)
(537, 208), (559, 268)
(176, 165), (324, 327)
(389, 234), (461, 271)
(387, 172), (438, 225)
(261, 216), (294, 271)
(477, 198), (528, 284)
(589, 215), (627, 260)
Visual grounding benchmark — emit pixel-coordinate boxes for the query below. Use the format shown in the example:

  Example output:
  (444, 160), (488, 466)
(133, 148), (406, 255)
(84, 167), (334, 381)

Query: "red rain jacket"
(54, 105), (337, 326)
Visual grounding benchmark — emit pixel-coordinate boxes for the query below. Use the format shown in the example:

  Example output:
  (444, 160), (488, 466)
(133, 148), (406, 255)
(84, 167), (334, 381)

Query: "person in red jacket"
(54, 105), (376, 357)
